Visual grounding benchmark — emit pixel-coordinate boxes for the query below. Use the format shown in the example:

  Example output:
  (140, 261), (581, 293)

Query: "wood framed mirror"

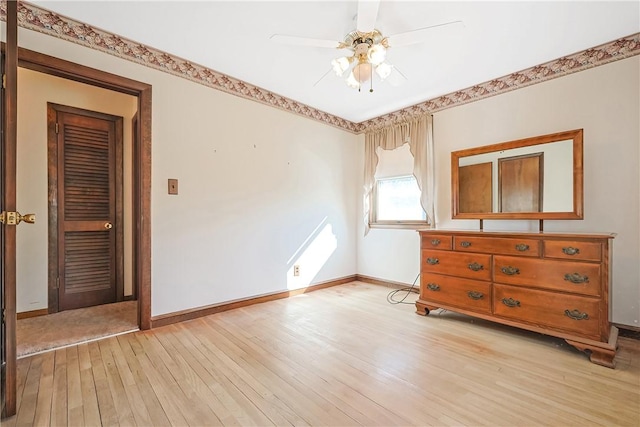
(452, 129), (583, 220)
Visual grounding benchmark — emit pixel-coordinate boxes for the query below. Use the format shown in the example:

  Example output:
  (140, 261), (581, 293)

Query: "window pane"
(376, 176), (426, 221)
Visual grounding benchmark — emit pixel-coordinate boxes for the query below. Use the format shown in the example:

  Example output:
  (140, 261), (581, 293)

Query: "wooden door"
(459, 162), (492, 213)
(1, 0), (18, 418)
(499, 153), (543, 213)
(48, 104), (123, 312)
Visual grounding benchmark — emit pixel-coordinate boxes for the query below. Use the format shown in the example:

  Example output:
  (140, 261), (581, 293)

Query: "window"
(372, 175), (427, 226)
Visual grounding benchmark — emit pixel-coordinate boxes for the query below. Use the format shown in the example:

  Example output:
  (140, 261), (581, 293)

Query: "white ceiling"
(30, 1), (640, 123)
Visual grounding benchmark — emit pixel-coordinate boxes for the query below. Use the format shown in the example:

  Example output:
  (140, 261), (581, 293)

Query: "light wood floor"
(5, 282), (639, 426)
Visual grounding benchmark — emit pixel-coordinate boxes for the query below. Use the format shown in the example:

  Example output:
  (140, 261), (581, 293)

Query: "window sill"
(369, 222), (432, 231)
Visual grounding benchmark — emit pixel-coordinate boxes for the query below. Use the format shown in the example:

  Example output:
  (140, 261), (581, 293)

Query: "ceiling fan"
(270, 0), (463, 92)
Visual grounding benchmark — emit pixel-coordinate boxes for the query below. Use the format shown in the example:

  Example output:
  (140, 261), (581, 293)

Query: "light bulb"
(353, 62), (372, 83)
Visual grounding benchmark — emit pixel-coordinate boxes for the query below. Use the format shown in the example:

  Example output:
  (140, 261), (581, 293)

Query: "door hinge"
(55, 277), (60, 289)
(2, 74), (5, 89)
(55, 123), (59, 134)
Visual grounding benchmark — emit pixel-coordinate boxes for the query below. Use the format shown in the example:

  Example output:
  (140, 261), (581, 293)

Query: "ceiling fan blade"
(356, 0), (380, 33)
(385, 65), (408, 87)
(387, 20), (465, 47)
(270, 34), (341, 49)
(313, 68), (334, 87)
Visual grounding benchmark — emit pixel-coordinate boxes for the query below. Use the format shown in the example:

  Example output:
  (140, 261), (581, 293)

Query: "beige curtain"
(363, 114), (434, 235)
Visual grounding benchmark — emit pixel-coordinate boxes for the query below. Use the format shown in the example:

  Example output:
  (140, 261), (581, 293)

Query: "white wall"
(359, 56), (640, 327)
(16, 68), (137, 313)
(18, 28), (360, 317)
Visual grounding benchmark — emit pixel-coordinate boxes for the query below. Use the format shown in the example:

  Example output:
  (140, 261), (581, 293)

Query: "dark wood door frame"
(15, 48), (152, 330)
(1, 0), (18, 418)
(47, 104), (125, 312)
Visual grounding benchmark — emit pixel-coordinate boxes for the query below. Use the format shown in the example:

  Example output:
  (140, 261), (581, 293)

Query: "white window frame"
(370, 174), (429, 229)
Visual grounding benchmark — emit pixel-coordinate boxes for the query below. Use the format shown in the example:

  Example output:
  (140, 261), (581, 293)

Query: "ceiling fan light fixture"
(331, 56), (350, 77)
(375, 62), (392, 81)
(354, 61), (372, 84)
(367, 44), (386, 65)
(346, 71), (360, 89)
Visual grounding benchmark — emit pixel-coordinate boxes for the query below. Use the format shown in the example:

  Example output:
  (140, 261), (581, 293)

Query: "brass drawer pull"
(502, 297), (521, 308)
(468, 262), (483, 271)
(562, 246), (580, 256)
(431, 239), (441, 246)
(564, 273), (589, 284)
(515, 243), (530, 251)
(427, 283), (440, 291)
(500, 266), (520, 276)
(460, 241), (472, 248)
(426, 258), (439, 265)
(564, 309), (589, 321)
(467, 291), (484, 300)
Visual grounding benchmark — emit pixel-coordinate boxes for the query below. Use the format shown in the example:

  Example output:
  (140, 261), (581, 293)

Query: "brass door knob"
(104, 222), (113, 229)
(17, 213), (35, 224)
(0, 211), (35, 225)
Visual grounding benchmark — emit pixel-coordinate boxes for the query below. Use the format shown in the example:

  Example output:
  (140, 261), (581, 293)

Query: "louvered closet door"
(57, 112), (117, 311)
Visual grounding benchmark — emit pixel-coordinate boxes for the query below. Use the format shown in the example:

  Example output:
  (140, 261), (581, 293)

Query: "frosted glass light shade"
(367, 44), (387, 65)
(375, 62), (392, 81)
(346, 71), (360, 88)
(331, 57), (350, 76)
(353, 62), (372, 83)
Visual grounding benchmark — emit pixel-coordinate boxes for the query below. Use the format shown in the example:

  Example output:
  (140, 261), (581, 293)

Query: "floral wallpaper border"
(6, 1), (639, 134)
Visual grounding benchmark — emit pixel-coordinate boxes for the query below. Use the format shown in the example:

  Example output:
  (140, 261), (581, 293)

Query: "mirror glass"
(452, 129), (583, 220)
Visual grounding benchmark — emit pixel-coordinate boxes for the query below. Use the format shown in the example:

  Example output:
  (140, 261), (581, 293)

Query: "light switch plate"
(168, 179), (178, 195)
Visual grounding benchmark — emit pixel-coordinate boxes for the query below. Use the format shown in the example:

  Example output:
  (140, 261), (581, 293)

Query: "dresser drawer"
(422, 250), (492, 281)
(544, 240), (602, 262)
(493, 256), (600, 296)
(422, 234), (453, 250)
(453, 236), (540, 257)
(421, 273), (491, 314)
(493, 284), (601, 339)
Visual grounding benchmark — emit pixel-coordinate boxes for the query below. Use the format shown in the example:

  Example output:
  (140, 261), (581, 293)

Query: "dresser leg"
(415, 300), (439, 316)
(565, 339), (616, 368)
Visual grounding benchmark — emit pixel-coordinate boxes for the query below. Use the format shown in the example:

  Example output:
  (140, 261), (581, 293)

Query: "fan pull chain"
(370, 65), (373, 92)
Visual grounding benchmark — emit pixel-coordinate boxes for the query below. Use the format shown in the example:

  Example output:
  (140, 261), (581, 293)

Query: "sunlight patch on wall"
(287, 220), (337, 290)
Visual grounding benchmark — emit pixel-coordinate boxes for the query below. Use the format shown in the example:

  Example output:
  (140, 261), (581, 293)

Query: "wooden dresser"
(416, 230), (618, 367)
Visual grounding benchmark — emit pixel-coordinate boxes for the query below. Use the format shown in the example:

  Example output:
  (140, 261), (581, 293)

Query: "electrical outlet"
(293, 265), (300, 276)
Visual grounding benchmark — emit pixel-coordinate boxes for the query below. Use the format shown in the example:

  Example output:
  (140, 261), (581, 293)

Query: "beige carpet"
(17, 300), (138, 358)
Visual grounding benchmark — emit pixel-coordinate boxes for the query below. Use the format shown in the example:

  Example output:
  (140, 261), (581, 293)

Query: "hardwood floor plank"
(77, 344), (102, 427)
(102, 336), (154, 426)
(88, 340), (119, 426)
(98, 338), (137, 425)
(50, 349), (68, 426)
(116, 333), (172, 426)
(119, 333), (188, 426)
(14, 353), (43, 426)
(66, 346), (85, 426)
(31, 351), (55, 427)
(5, 282), (640, 426)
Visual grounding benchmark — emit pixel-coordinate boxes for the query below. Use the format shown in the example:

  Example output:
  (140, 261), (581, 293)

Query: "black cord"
(386, 273), (420, 305)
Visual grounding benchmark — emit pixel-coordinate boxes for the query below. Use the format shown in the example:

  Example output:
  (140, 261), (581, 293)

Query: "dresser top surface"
(417, 229), (616, 240)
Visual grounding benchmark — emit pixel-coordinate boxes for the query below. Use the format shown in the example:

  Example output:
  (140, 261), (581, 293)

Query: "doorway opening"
(13, 48), (151, 357)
